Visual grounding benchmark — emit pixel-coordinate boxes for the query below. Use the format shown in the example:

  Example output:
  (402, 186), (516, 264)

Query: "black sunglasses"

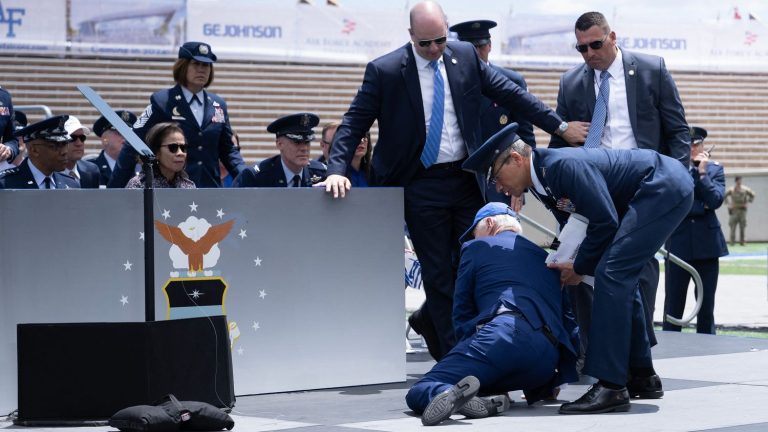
(162, 143), (187, 153)
(70, 135), (87, 142)
(575, 35), (608, 53)
(417, 36), (447, 48)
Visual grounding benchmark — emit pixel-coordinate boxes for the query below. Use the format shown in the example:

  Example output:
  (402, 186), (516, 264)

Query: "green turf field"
(660, 242), (767, 276)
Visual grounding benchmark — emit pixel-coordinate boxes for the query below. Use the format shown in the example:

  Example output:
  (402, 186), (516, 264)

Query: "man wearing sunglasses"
(322, 1), (586, 361)
(549, 11), (690, 383)
(0, 115), (80, 190)
(60, 116), (101, 189)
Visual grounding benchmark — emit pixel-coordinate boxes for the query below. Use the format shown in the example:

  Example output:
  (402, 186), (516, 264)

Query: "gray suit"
(548, 49), (689, 360)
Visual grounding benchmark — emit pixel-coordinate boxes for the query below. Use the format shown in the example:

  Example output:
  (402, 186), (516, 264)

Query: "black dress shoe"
(422, 376), (481, 426)
(408, 306), (443, 361)
(457, 394), (511, 419)
(627, 374), (664, 399)
(559, 383), (630, 415)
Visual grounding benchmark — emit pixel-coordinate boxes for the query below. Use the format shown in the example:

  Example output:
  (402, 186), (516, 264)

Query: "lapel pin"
(172, 107), (181, 116)
(175, 95), (181, 100)
(451, 58), (457, 64)
(628, 69), (635, 76)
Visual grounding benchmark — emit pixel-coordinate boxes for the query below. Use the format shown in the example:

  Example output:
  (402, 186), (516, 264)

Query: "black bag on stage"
(109, 394), (234, 432)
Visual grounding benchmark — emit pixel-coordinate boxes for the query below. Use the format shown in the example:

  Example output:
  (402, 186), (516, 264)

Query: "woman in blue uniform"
(109, 41), (245, 188)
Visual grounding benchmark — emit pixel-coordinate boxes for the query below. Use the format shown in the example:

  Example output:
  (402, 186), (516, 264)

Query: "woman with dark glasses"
(126, 122), (195, 189)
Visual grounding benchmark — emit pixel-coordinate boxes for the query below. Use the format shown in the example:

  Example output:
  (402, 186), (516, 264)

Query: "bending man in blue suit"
(322, 1), (586, 361)
(664, 127), (728, 334)
(463, 123), (694, 414)
(406, 202), (579, 426)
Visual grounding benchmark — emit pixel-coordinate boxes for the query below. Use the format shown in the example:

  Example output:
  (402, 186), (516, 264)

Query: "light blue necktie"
(420, 60), (444, 168)
(584, 70), (611, 148)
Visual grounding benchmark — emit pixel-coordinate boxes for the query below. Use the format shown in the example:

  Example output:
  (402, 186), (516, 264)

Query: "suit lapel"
(170, 85), (196, 126)
(442, 46), (464, 134)
(583, 67), (596, 118)
(623, 52), (639, 141)
(401, 44), (426, 143)
(19, 159), (37, 188)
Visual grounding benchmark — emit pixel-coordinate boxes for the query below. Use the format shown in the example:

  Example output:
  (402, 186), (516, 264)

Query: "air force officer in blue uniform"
(109, 42), (245, 188)
(0, 116), (79, 190)
(463, 123), (694, 414)
(0, 87), (20, 165)
(406, 202), (579, 426)
(233, 113), (327, 188)
(322, 1), (586, 360)
(664, 127), (728, 334)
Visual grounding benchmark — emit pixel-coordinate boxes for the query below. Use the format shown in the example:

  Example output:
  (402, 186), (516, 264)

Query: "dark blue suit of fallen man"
(406, 203), (579, 422)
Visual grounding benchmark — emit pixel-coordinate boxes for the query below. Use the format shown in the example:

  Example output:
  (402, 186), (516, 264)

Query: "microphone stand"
(77, 85), (158, 321)
(141, 155), (156, 321)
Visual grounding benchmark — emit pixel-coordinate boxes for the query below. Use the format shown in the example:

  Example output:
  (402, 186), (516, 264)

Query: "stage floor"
(4, 331), (768, 432)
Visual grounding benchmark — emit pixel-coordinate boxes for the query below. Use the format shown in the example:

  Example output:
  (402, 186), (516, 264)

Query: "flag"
(745, 31), (758, 45)
(734, 7), (742, 20)
(341, 18), (356, 35)
(749, 13), (760, 21)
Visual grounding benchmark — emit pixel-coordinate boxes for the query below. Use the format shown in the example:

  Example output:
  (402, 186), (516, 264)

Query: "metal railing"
(517, 212), (703, 326)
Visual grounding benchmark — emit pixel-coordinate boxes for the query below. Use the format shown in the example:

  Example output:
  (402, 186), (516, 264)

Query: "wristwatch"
(556, 121), (569, 136)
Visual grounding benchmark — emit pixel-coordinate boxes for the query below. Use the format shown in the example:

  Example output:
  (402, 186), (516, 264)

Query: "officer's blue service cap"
(13, 110), (27, 131)
(462, 122), (520, 180)
(14, 115), (71, 143)
(267, 113), (320, 142)
(179, 41), (217, 64)
(93, 110), (137, 137)
(460, 202), (518, 243)
(690, 126), (707, 144)
(449, 20), (497, 46)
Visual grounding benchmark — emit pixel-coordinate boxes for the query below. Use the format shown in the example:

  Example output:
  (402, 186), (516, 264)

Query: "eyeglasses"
(70, 135), (87, 142)
(489, 155), (511, 185)
(162, 143), (187, 153)
(417, 36), (447, 48)
(575, 35), (608, 53)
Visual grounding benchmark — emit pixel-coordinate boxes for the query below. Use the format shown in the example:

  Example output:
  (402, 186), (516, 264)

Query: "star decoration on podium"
(254, 257), (262, 266)
(161, 209), (171, 220)
(189, 202), (198, 212)
(252, 321), (260, 331)
(120, 295), (129, 306)
(259, 289), (267, 299)
(217, 209), (225, 219)
(239, 229), (247, 239)
(123, 260), (133, 271)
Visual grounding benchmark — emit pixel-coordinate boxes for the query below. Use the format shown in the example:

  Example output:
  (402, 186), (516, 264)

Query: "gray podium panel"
(0, 187), (404, 413)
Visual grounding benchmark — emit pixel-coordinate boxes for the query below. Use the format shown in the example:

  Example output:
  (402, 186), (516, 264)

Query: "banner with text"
(0, 0), (66, 53)
(186, 0), (406, 63)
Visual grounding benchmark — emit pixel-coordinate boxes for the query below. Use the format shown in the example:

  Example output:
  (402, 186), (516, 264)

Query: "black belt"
(495, 310), (559, 347)
(425, 159), (465, 171)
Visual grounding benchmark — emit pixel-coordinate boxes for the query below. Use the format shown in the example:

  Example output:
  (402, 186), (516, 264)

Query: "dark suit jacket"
(481, 64), (536, 146)
(531, 147), (693, 276)
(666, 162), (728, 261)
(110, 84), (246, 188)
(75, 159), (101, 189)
(327, 41), (562, 187)
(549, 49), (690, 166)
(91, 150), (113, 186)
(454, 231), (579, 396)
(0, 159), (80, 189)
(232, 155), (326, 188)
(0, 87), (19, 162)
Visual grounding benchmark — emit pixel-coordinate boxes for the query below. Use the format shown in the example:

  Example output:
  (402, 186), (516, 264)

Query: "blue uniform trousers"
(404, 165), (484, 359)
(585, 192), (693, 385)
(663, 257), (720, 334)
(406, 314), (558, 414)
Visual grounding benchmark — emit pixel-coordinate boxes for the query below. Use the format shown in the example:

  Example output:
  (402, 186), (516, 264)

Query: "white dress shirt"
(595, 48), (638, 150)
(281, 159), (302, 187)
(413, 48), (466, 163)
(28, 159), (55, 189)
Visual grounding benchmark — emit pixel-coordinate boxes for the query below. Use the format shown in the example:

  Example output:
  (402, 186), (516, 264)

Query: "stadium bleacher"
(3, 54), (767, 170)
